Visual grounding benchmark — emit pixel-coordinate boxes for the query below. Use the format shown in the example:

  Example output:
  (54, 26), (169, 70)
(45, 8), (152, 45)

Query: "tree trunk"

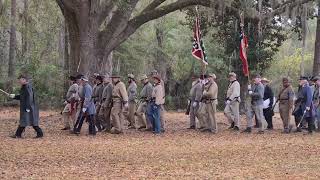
(63, 19), (69, 93)
(7, 0), (16, 91)
(313, 3), (320, 76)
(22, 0), (28, 55)
(55, 0), (312, 76)
(154, 19), (168, 82)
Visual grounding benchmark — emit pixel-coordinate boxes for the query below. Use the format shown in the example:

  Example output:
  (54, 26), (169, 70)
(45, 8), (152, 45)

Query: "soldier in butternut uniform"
(61, 76), (79, 131)
(147, 75), (165, 134)
(110, 75), (129, 134)
(278, 77), (295, 133)
(92, 75), (104, 131)
(224, 72), (241, 131)
(136, 74), (153, 130)
(151, 70), (166, 132)
(188, 75), (203, 129)
(99, 74), (113, 131)
(198, 73), (218, 133)
(127, 74), (137, 129)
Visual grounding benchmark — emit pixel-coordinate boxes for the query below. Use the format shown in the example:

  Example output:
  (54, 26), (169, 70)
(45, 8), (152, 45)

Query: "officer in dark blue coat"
(293, 76), (315, 134)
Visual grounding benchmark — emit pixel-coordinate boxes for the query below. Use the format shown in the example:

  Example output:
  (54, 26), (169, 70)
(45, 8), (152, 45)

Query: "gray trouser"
(224, 101), (240, 127)
(246, 104), (267, 131)
(190, 101), (200, 127)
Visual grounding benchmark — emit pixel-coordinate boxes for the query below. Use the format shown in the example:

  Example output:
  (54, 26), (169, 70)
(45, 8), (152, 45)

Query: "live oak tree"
(55, 0), (314, 76)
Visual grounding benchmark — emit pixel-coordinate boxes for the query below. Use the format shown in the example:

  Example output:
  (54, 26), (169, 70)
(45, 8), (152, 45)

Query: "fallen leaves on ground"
(0, 107), (320, 179)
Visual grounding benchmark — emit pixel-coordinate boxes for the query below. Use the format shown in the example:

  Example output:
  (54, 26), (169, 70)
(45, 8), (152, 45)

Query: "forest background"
(0, 0), (318, 111)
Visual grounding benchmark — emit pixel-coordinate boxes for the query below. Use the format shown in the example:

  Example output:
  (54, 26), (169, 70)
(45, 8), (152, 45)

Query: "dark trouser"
(74, 113), (86, 133)
(15, 126), (43, 137)
(263, 108), (273, 129)
(88, 115), (96, 135)
(74, 113), (96, 135)
(95, 115), (102, 131)
(147, 102), (161, 133)
(306, 117), (315, 132)
(295, 116), (314, 132)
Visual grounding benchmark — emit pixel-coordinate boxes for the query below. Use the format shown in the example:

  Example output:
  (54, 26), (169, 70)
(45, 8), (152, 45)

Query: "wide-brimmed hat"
(313, 76), (320, 81)
(69, 75), (77, 81)
(299, 76), (309, 80)
(228, 72), (237, 77)
(110, 74), (121, 78)
(153, 75), (161, 81)
(96, 75), (104, 81)
(139, 74), (148, 81)
(75, 74), (84, 80)
(128, 74), (135, 79)
(80, 75), (89, 81)
(261, 77), (271, 83)
(207, 73), (216, 79)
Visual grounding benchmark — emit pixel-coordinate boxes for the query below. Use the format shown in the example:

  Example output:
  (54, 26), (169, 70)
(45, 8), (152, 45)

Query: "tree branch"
(97, 0), (114, 26)
(141, 0), (167, 13)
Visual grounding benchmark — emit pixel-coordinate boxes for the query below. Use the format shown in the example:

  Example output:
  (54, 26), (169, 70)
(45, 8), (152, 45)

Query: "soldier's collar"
(114, 80), (120, 85)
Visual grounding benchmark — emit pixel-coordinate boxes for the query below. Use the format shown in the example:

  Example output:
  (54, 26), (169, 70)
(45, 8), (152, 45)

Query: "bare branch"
(141, 0), (167, 13)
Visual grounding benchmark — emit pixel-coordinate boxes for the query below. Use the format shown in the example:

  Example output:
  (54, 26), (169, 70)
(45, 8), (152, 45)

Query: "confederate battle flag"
(239, 31), (249, 76)
(192, 17), (208, 65)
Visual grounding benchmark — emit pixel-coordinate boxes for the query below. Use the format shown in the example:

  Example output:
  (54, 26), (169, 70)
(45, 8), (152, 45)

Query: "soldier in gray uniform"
(100, 74), (113, 132)
(127, 74), (137, 129)
(136, 74), (154, 130)
(73, 75), (96, 135)
(243, 74), (267, 134)
(188, 75), (203, 129)
(92, 75), (104, 131)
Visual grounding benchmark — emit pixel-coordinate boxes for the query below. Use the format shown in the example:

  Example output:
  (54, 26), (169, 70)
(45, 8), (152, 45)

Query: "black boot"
(88, 115), (96, 135)
(33, 126), (44, 138)
(11, 126), (25, 138)
(233, 126), (239, 131)
(242, 127), (252, 133)
(228, 122), (235, 129)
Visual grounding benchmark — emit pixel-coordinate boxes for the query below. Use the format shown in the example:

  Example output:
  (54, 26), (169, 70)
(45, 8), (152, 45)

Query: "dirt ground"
(1, 107), (320, 179)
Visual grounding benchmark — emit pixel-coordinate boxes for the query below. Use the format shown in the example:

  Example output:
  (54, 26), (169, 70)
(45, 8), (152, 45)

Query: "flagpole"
(195, 6), (207, 76)
(240, 11), (250, 83)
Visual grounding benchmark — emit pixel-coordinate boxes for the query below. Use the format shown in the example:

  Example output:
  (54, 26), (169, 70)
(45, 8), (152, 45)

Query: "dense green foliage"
(0, 0), (317, 110)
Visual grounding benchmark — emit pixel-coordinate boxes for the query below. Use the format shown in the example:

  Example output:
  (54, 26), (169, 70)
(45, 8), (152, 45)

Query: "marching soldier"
(61, 76), (79, 131)
(110, 74), (129, 134)
(127, 74), (137, 129)
(9, 74), (44, 138)
(261, 78), (274, 130)
(188, 75), (203, 129)
(243, 74), (267, 134)
(148, 75), (165, 134)
(92, 75), (104, 131)
(136, 74), (153, 130)
(198, 73), (218, 133)
(292, 76), (315, 134)
(224, 72), (241, 131)
(278, 77), (294, 133)
(73, 75), (96, 135)
(313, 76), (320, 131)
(99, 74), (113, 132)
(151, 70), (166, 132)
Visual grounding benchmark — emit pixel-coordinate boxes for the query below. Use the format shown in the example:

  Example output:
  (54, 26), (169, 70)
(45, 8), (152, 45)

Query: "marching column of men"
(57, 70), (320, 137)
(60, 71), (166, 136)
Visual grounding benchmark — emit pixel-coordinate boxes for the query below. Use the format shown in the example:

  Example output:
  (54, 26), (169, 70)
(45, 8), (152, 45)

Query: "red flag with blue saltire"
(240, 31), (249, 76)
(192, 17), (208, 65)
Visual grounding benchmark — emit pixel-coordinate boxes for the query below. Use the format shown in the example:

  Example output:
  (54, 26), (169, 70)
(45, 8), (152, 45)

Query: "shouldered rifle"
(0, 89), (10, 96)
